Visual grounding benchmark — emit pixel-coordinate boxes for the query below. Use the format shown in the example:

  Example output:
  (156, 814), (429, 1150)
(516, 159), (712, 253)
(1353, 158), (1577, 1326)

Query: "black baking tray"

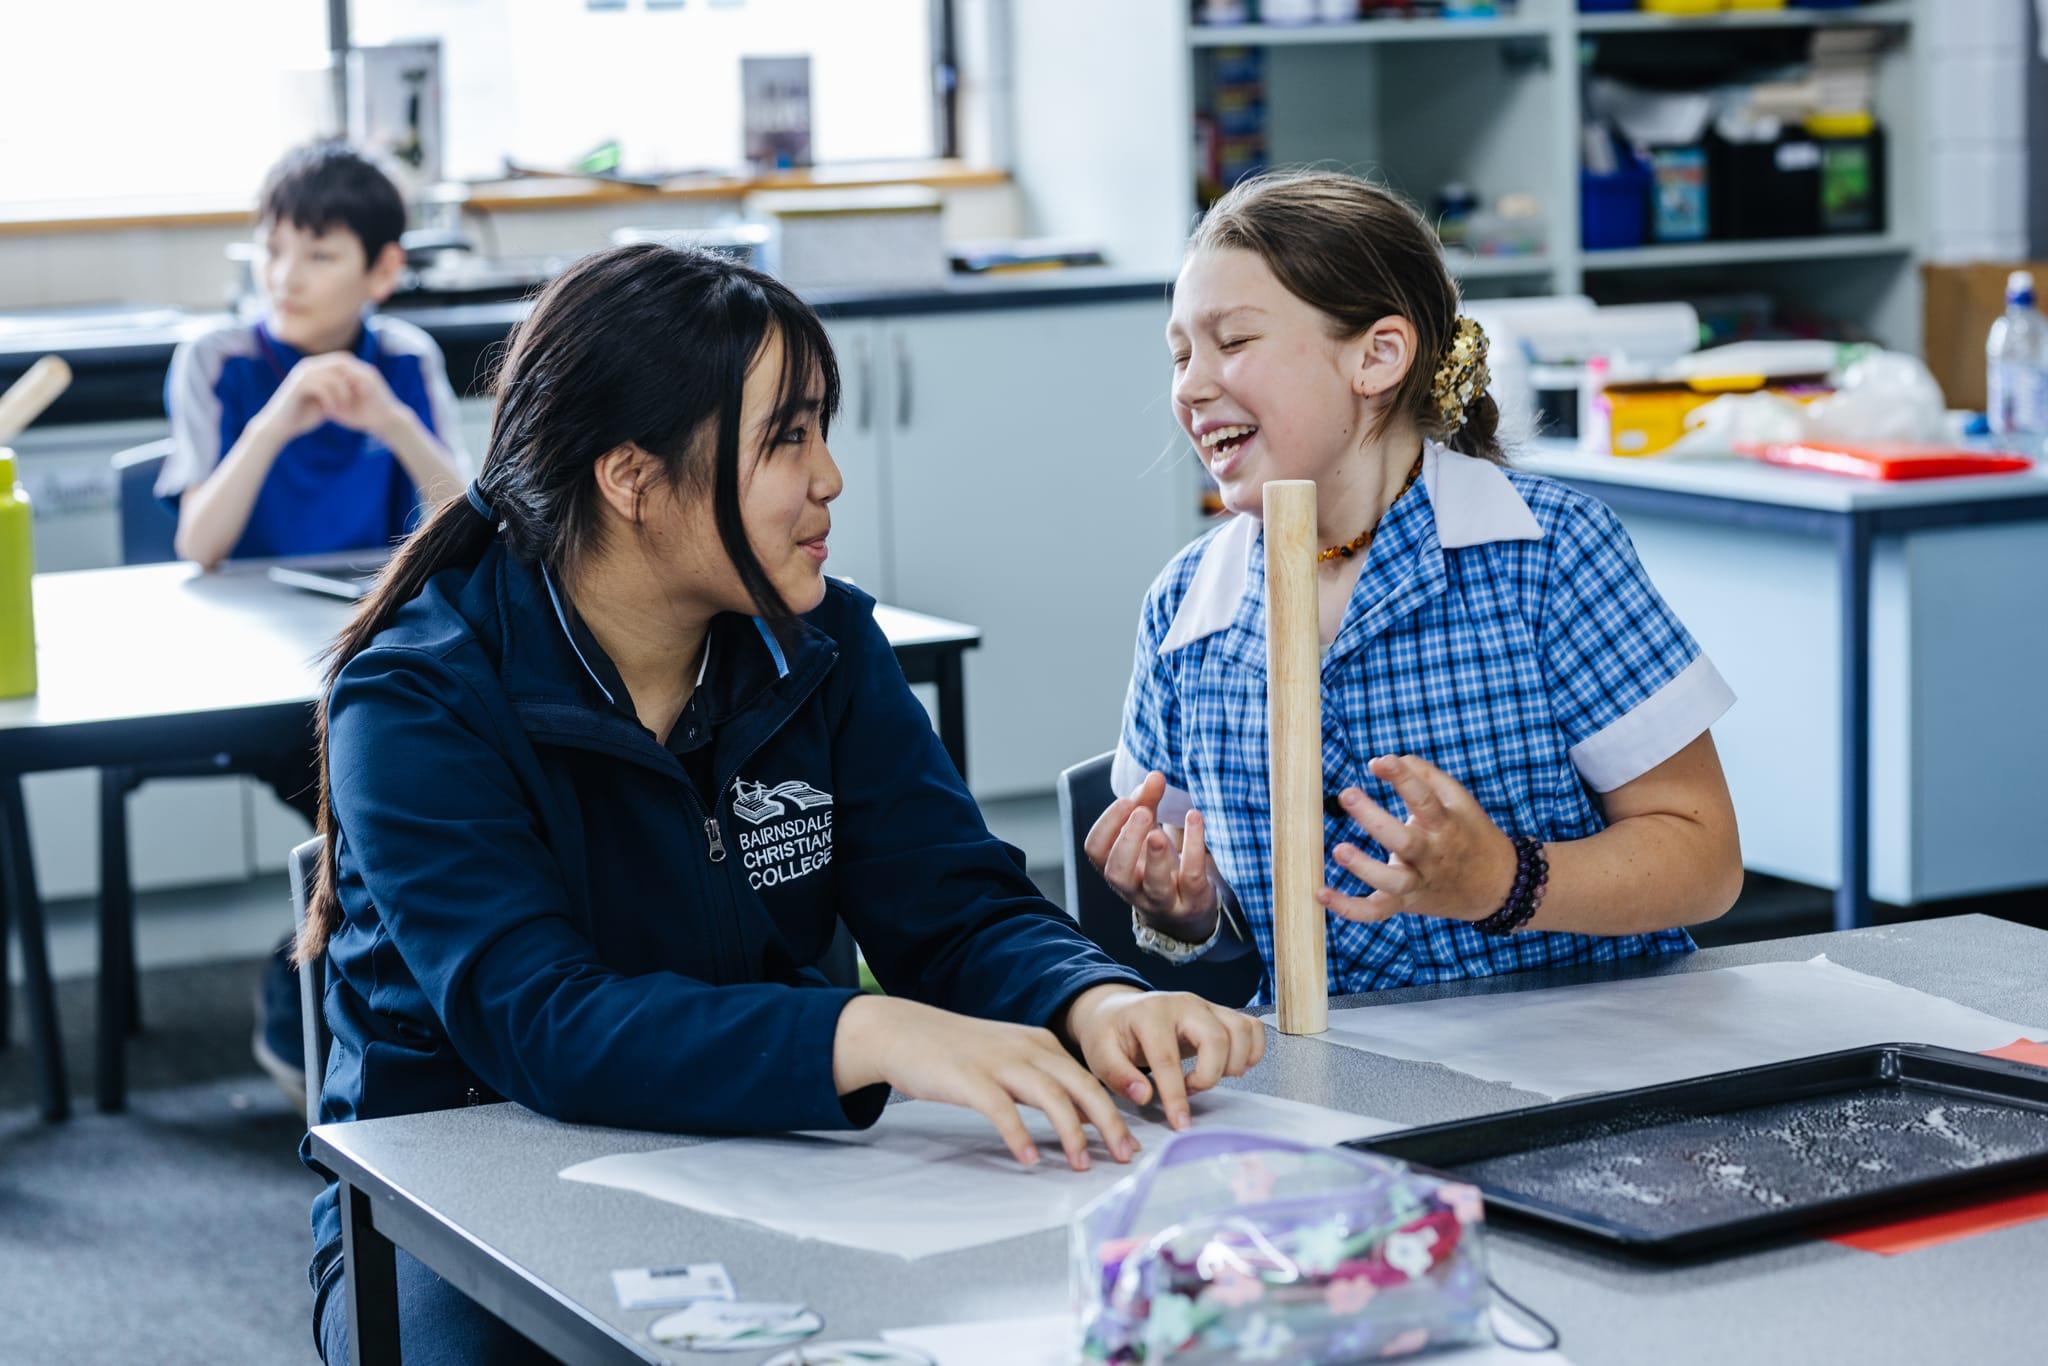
(1345, 1043), (2048, 1256)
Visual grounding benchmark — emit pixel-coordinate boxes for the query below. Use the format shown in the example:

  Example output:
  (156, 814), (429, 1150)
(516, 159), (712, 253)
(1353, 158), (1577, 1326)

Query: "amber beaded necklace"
(1317, 453), (1426, 563)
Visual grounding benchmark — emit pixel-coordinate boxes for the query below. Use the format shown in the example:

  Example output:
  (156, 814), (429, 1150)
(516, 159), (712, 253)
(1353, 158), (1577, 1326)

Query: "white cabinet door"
(11, 417), (156, 574)
(881, 300), (1187, 797)
(22, 770), (99, 901)
(818, 321), (892, 600)
(248, 779), (315, 875)
(24, 769), (253, 901)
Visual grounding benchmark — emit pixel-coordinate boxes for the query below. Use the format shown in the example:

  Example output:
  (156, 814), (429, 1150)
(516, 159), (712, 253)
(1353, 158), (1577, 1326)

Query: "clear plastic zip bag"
(1072, 1129), (1492, 1364)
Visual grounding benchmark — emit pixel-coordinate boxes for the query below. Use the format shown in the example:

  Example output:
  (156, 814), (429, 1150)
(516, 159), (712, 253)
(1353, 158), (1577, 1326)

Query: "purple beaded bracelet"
(1476, 836), (1547, 937)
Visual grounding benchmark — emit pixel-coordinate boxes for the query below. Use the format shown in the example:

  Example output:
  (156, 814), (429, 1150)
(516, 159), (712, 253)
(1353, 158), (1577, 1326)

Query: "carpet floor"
(0, 958), (319, 1365)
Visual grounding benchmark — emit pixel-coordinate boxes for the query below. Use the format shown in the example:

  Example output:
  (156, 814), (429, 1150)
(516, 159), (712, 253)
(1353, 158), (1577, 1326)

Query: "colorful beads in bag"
(1071, 1130), (1490, 1364)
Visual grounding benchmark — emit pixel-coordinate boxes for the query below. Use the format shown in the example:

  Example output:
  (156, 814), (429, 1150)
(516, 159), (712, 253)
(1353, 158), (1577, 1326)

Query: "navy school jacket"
(304, 540), (1145, 1297)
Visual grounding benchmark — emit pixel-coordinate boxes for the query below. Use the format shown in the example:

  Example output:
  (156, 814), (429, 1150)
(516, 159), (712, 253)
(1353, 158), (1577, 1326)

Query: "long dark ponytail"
(295, 243), (840, 964)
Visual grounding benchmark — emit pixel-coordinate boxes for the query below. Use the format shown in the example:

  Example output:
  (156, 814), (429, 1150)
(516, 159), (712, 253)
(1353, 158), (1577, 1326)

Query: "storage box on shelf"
(1923, 261), (2048, 413)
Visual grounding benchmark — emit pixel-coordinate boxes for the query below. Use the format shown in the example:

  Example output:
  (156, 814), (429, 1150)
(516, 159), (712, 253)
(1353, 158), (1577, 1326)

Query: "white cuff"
(1110, 743), (1194, 824)
(1568, 653), (1736, 792)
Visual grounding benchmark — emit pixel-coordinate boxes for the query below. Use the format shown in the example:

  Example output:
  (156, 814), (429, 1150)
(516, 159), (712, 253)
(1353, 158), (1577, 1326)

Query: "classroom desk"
(0, 560), (980, 1123)
(1518, 442), (2048, 933)
(311, 914), (2042, 1366)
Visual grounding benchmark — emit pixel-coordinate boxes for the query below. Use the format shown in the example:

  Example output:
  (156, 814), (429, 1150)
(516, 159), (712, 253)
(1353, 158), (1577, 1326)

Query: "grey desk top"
(0, 559), (977, 739)
(312, 915), (2047, 1365)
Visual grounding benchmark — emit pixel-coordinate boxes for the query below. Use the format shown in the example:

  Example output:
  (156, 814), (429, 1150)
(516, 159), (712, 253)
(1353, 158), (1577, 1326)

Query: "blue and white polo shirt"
(160, 314), (469, 560)
(1115, 441), (1735, 1000)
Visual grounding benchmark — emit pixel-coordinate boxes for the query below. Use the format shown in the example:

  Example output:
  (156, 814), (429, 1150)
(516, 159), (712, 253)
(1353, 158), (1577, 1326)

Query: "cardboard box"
(1922, 261), (2048, 412)
(1602, 375), (1826, 457)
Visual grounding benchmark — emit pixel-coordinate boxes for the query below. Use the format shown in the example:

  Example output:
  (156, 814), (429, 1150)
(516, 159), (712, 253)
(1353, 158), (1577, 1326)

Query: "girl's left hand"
(1061, 984), (1266, 1132)
(1320, 754), (1518, 924)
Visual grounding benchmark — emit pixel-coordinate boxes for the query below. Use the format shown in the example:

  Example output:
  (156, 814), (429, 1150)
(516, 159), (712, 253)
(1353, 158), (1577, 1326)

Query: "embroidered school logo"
(730, 778), (834, 825)
(729, 776), (834, 891)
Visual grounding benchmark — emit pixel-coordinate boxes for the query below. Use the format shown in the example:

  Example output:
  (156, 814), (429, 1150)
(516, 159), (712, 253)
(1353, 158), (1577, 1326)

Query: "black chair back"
(1056, 753), (1261, 1007)
(287, 835), (330, 1132)
(112, 439), (180, 565)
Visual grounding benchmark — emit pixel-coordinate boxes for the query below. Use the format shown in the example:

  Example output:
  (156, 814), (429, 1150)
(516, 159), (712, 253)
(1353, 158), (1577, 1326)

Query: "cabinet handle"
(894, 331), (912, 429)
(854, 334), (873, 432)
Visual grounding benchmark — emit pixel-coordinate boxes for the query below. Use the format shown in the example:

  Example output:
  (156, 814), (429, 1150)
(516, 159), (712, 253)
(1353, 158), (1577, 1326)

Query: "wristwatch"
(1131, 905), (1225, 964)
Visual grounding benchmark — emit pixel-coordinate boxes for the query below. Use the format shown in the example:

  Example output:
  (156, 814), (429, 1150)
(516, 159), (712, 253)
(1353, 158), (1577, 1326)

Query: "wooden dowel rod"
(0, 357), (72, 448)
(1264, 479), (1326, 1036)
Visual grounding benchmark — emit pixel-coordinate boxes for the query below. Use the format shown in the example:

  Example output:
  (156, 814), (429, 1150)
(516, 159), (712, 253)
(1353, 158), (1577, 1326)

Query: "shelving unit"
(1575, 1), (1914, 33)
(1008, 0), (1927, 350)
(1448, 251), (1559, 279)
(1188, 15), (1552, 46)
(1580, 232), (1916, 271)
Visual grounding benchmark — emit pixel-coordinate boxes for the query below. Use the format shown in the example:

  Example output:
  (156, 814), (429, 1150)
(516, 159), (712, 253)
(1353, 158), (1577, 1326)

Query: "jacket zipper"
(525, 650), (836, 981)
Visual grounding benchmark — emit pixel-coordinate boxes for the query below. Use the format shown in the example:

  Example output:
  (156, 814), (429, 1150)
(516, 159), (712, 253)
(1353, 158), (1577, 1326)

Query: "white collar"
(1158, 441), (1542, 654)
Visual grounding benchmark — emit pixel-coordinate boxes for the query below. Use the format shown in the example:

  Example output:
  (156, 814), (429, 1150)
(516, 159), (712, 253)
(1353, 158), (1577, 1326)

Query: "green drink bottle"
(0, 449), (36, 699)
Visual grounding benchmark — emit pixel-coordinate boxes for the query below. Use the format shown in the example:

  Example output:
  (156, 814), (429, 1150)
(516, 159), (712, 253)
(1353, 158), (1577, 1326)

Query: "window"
(347, 0), (944, 183)
(0, 1), (951, 218)
(0, 2), (330, 212)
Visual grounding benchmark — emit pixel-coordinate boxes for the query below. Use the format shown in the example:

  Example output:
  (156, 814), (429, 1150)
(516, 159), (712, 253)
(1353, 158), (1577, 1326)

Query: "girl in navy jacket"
(300, 244), (1265, 1363)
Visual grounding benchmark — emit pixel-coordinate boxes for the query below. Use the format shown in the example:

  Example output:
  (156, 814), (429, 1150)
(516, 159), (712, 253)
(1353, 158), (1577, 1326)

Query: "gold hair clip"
(1429, 316), (1491, 431)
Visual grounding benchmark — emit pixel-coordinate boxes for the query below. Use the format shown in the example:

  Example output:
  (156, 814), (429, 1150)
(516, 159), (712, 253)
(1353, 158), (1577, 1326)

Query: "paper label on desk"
(561, 1089), (1395, 1261)
(611, 1262), (734, 1310)
(879, 1313), (1575, 1366)
(1312, 956), (2048, 1100)
(649, 1300), (820, 1348)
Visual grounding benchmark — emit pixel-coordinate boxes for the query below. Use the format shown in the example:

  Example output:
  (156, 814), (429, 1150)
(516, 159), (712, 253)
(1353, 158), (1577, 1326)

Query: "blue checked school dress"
(1114, 441), (1735, 1002)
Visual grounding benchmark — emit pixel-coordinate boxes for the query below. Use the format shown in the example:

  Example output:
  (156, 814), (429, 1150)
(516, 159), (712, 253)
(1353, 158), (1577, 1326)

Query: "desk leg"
(0, 773), (68, 1121)
(1836, 516), (1873, 933)
(342, 1181), (402, 1366)
(936, 650), (969, 783)
(96, 770), (133, 1113)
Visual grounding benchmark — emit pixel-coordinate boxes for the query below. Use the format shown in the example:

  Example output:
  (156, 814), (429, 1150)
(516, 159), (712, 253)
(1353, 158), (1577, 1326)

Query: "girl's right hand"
(1083, 770), (1221, 942)
(831, 995), (1139, 1170)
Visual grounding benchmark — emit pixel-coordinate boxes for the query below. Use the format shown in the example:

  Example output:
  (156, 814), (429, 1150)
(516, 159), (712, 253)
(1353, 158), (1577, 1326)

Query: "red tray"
(1741, 439), (2034, 481)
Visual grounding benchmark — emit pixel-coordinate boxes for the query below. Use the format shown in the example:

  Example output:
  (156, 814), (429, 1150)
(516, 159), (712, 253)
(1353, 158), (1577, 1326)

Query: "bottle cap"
(2008, 270), (2037, 307)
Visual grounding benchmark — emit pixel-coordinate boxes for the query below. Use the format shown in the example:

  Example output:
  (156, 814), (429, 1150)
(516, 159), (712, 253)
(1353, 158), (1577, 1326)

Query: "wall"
(1925, 1), (2035, 263)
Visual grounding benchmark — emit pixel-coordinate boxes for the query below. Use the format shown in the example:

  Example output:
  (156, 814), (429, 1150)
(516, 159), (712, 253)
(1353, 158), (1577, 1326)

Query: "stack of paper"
(561, 1089), (1391, 1260)
(1314, 955), (2048, 1099)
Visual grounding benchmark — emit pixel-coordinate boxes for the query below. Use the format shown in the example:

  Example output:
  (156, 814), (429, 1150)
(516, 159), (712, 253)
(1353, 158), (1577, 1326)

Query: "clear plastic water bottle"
(1986, 269), (2048, 443)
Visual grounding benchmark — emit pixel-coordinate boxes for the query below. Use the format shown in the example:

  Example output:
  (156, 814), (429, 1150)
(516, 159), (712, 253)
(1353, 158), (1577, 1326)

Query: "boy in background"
(161, 141), (469, 1104)
(163, 140), (468, 568)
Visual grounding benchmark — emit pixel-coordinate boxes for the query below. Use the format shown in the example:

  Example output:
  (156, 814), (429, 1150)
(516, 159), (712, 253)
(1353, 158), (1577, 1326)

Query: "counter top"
(0, 160), (1010, 239)
(0, 269), (1171, 427)
(1519, 437), (2048, 514)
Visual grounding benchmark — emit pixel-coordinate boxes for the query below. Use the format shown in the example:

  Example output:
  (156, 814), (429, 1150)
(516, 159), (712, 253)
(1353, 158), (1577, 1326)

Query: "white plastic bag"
(1664, 349), (1949, 458)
